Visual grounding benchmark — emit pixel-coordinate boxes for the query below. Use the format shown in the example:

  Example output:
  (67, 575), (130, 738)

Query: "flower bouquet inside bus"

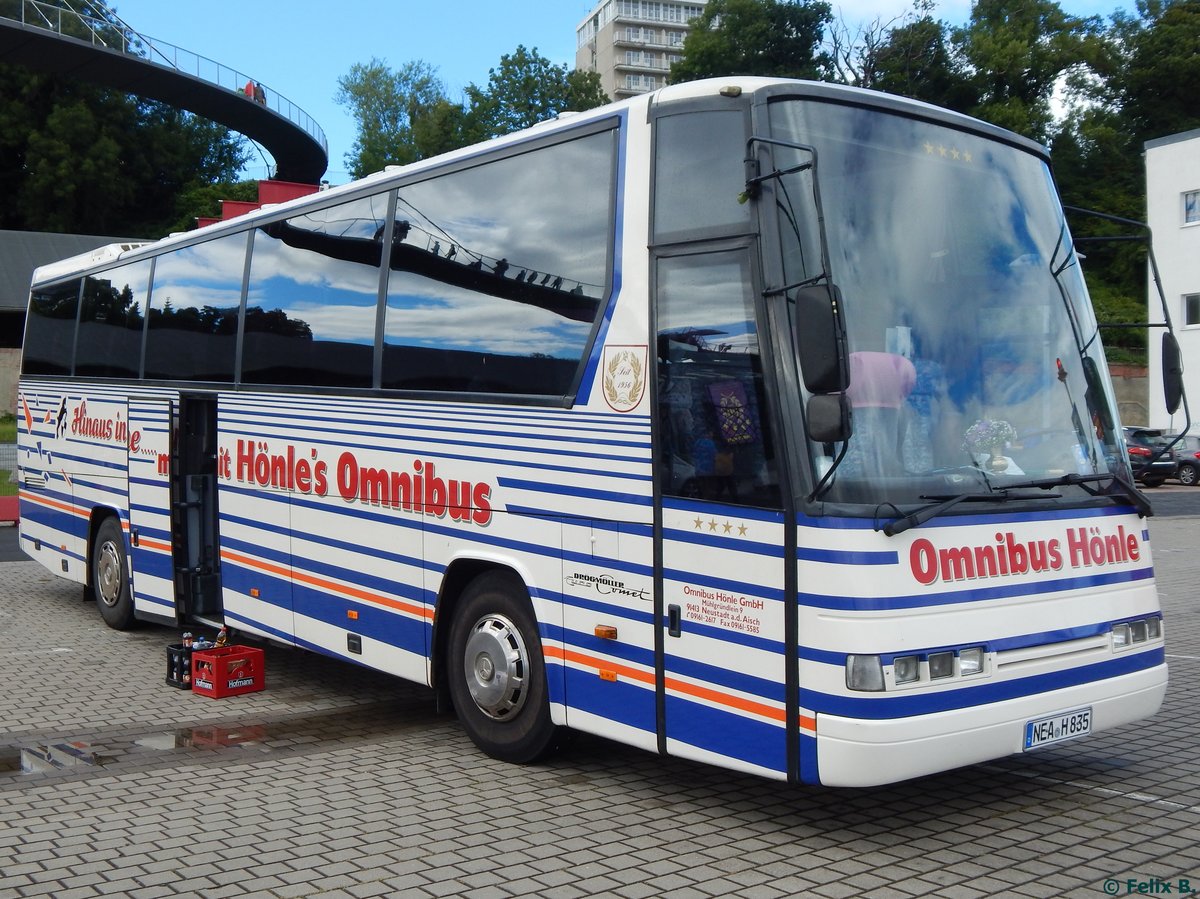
(165, 627), (265, 698)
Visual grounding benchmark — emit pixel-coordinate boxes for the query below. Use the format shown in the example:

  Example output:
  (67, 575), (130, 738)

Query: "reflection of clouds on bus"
(384, 283), (590, 358)
(397, 135), (611, 287)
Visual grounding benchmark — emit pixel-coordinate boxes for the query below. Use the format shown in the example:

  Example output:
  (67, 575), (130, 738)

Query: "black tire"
(92, 516), (136, 630)
(1142, 476), (1165, 488)
(1179, 464), (1199, 487)
(447, 571), (559, 764)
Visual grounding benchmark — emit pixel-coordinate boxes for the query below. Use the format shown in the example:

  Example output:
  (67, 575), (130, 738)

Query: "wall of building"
(1146, 129), (1200, 433)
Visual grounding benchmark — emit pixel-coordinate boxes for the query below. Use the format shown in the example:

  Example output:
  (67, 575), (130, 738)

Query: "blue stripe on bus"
(796, 546), (898, 565)
(666, 652), (785, 704)
(221, 415), (651, 457)
(667, 499), (786, 524)
(221, 402), (650, 437)
(220, 534), (427, 607)
(223, 608), (296, 646)
(131, 547), (174, 581)
(665, 695), (786, 774)
(225, 395), (648, 431)
(799, 733), (819, 785)
(798, 566), (1154, 611)
(802, 647), (1164, 719)
(498, 477), (653, 506)
(664, 527), (786, 557)
(797, 503), (1141, 530)
(556, 628), (656, 672)
(46, 449), (127, 472)
(221, 510), (426, 573)
(559, 664), (655, 734)
(20, 502), (86, 543)
(291, 583), (429, 657)
(559, 593), (655, 626)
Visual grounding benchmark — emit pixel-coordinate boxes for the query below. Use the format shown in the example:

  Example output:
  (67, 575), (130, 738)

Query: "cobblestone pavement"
(1, 514), (1198, 899)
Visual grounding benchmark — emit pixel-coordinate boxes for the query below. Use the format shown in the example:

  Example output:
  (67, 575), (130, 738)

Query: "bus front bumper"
(814, 663), (1168, 787)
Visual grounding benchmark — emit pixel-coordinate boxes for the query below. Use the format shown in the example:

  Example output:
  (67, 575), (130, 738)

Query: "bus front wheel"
(93, 517), (135, 630)
(448, 572), (559, 764)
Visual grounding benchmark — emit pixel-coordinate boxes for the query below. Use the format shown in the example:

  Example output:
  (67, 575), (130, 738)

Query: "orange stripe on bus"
(19, 491), (85, 518)
(545, 645), (784, 723)
(545, 646), (656, 687)
(799, 715), (817, 732)
(221, 548), (433, 620)
(136, 538), (172, 554)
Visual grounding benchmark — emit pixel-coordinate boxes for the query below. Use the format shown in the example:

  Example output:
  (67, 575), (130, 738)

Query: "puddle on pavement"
(1, 701), (437, 780)
(0, 740), (103, 775)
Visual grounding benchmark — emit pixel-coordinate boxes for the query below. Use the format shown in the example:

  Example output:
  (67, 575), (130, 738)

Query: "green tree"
(670, 0), (833, 83)
(951, 0), (1104, 142)
(334, 58), (449, 178)
(1049, 0), (1200, 365)
(466, 46), (608, 141)
(1120, 0), (1200, 142)
(867, 13), (979, 112)
(336, 47), (609, 167)
(0, 64), (249, 236)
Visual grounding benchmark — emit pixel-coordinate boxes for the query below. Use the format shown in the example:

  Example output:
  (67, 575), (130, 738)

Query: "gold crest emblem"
(602, 346), (647, 412)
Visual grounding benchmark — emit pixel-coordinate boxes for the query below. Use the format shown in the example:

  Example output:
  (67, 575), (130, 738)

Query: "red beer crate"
(191, 645), (265, 698)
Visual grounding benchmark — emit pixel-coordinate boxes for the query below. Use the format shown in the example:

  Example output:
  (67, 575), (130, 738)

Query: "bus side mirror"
(793, 284), (849, 394)
(1163, 333), (1183, 415)
(807, 393), (851, 443)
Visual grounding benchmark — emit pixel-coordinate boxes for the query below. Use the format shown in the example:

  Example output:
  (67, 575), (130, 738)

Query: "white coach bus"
(17, 78), (1173, 786)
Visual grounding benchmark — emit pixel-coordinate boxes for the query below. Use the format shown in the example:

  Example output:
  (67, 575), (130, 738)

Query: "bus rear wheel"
(447, 572), (559, 764)
(93, 517), (135, 630)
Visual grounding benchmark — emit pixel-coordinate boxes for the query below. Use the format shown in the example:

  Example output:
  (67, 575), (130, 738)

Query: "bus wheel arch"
(442, 567), (560, 763)
(90, 511), (136, 630)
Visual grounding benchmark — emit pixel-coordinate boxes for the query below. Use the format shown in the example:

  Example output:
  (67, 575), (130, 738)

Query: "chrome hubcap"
(95, 540), (122, 607)
(463, 613), (529, 720)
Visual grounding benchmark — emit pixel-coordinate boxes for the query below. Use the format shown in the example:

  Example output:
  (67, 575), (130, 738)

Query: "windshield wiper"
(879, 467), (1155, 536)
(882, 489), (1061, 537)
(999, 471), (1152, 518)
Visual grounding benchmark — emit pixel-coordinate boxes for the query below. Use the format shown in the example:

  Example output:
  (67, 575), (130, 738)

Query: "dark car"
(1167, 434), (1200, 487)
(1122, 427), (1177, 488)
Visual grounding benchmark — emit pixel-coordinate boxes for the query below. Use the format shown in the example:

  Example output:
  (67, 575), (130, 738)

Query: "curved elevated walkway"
(0, 2), (328, 183)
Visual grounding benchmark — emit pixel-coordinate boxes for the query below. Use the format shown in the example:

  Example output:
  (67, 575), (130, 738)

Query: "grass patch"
(0, 471), (16, 497)
(0, 412), (15, 445)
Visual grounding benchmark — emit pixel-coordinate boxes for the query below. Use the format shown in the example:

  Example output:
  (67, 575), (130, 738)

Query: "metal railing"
(2, 0), (328, 156)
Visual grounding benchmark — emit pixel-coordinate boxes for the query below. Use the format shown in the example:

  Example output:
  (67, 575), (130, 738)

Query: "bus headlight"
(846, 655), (884, 691)
(1112, 623), (1130, 648)
(959, 647), (985, 676)
(928, 651), (955, 679)
(893, 655), (920, 684)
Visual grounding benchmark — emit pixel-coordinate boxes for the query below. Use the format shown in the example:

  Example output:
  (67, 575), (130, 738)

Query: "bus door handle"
(667, 604), (681, 637)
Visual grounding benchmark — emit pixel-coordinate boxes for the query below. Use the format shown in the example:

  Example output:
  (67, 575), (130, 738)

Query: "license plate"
(1024, 707), (1092, 749)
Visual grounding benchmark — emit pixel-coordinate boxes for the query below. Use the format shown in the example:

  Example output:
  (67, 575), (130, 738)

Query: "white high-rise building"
(1145, 128), (1200, 432)
(575, 1), (709, 101)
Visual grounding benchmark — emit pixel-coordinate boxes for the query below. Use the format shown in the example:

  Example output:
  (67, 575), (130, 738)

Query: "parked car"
(1167, 434), (1200, 486)
(1122, 426), (1177, 488)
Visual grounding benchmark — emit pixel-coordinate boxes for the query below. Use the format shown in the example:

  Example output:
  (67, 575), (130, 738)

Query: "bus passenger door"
(655, 248), (791, 779)
(127, 398), (178, 621)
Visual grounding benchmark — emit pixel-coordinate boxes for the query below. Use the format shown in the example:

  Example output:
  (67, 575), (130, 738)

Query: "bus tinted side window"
(243, 193), (387, 388)
(144, 235), (245, 382)
(382, 128), (614, 395)
(23, 280), (80, 376)
(77, 260), (150, 378)
(653, 110), (751, 243)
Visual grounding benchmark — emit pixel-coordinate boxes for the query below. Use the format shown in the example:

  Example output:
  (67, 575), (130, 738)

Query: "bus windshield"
(767, 99), (1126, 507)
